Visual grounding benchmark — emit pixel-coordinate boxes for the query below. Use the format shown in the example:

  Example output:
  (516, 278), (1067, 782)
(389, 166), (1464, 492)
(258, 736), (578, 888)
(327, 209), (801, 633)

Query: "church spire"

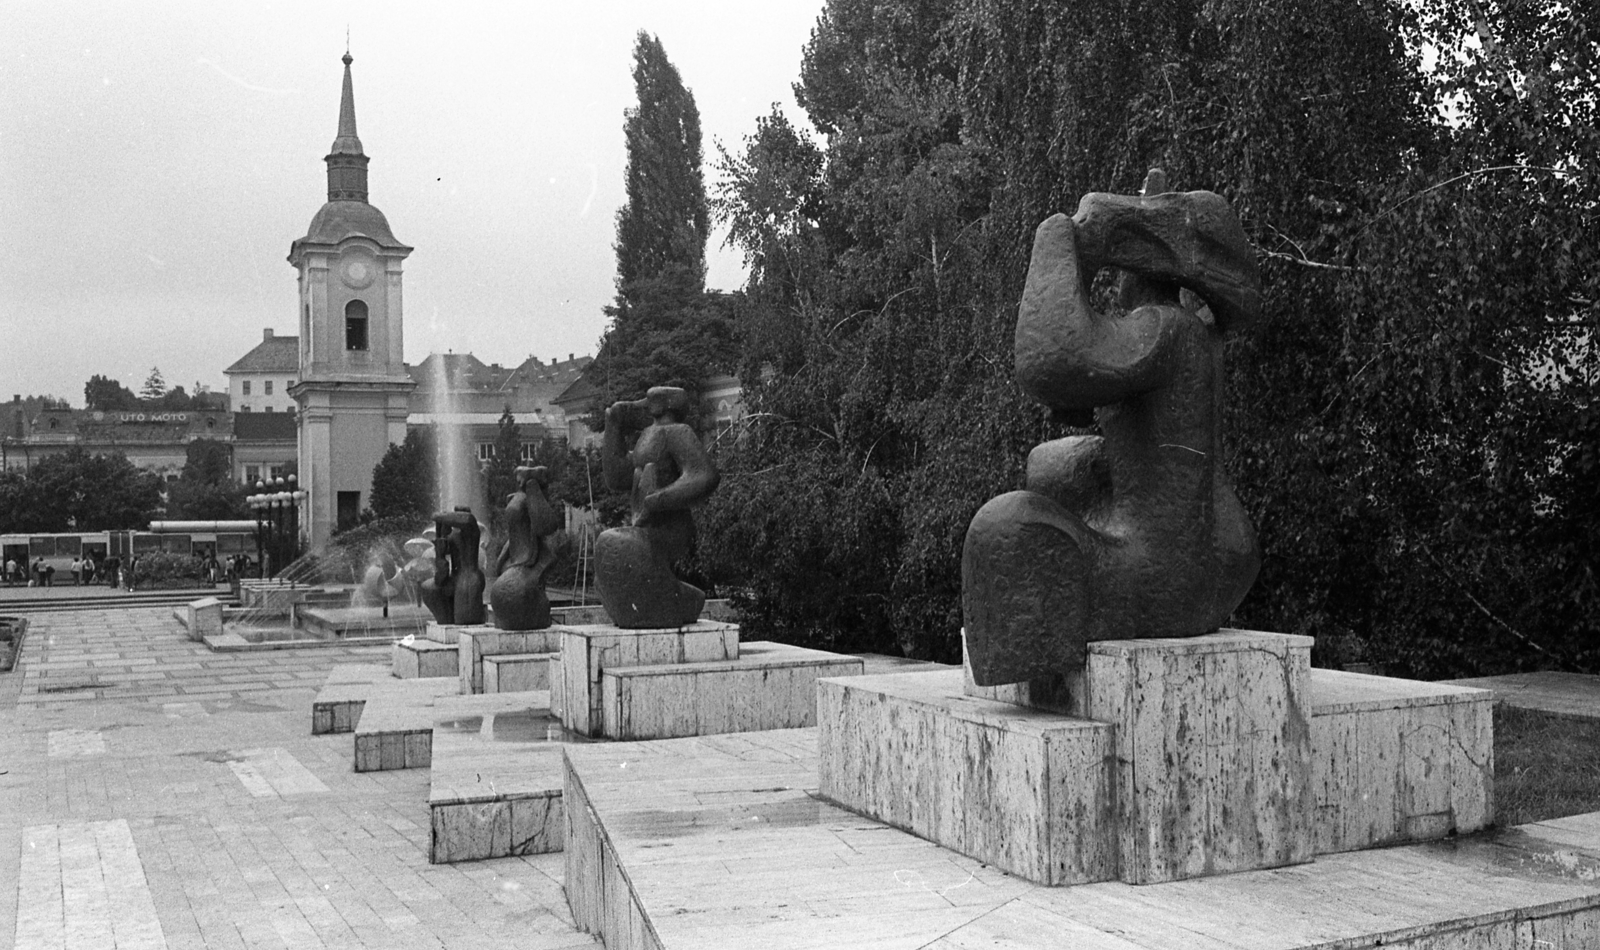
(324, 52), (370, 203)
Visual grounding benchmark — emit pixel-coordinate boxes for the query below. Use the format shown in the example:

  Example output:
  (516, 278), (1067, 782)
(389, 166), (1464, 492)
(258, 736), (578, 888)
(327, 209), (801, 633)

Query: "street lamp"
(248, 475), (307, 580)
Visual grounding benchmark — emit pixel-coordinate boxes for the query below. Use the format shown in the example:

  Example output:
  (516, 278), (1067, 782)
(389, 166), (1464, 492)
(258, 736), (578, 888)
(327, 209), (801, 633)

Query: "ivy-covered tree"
(585, 31), (735, 419)
(369, 429), (437, 521)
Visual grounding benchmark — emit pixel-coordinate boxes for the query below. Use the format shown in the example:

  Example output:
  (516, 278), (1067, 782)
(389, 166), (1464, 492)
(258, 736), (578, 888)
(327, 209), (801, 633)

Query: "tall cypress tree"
(587, 31), (731, 418)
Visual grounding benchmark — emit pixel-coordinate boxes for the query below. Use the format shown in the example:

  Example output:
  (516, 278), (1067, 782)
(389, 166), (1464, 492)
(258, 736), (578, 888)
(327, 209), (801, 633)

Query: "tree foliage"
(84, 375), (140, 411)
(165, 439), (248, 521)
(369, 429), (437, 521)
(0, 448), (161, 532)
(586, 31), (736, 421)
(702, 0), (1599, 674)
(139, 367), (168, 401)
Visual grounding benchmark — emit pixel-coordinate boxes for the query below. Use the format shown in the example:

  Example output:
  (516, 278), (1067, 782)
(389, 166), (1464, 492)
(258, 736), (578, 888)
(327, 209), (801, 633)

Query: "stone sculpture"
(420, 507), (486, 626)
(962, 169), (1262, 685)
(488, 466), (561, 630)
(595, 386), (720, 628)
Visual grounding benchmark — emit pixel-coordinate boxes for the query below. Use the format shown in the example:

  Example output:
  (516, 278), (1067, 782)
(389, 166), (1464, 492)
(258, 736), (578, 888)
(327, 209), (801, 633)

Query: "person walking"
(4, 557), (15, 587)
(70, 556), (83, 586)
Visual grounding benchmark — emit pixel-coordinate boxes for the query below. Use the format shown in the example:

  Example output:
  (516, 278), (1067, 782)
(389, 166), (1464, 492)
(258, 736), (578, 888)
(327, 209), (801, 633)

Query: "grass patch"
(1494, 703), (1600, 827)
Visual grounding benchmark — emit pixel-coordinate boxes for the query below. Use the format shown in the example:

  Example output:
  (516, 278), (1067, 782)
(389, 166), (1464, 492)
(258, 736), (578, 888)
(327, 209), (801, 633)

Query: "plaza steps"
(0, 588), (226, 614)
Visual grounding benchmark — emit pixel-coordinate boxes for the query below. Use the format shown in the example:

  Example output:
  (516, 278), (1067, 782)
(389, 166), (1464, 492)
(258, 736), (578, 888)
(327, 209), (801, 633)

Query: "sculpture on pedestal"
(963, 169), (1262, 685)
(595, 386), (720, 628)
(489, 466), (560, 630)
(420, 507), (486, 626)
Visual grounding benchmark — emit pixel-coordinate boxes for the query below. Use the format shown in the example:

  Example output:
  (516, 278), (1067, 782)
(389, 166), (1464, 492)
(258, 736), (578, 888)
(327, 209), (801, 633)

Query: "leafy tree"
(165, 439), (248, 520)
(585, 32), (735, 421)
(84, 375), (139, 411)
(369, 429), (437, 521)
(2, 449), (161, 531)
(139, 367), (168, 402)
(155, 386), (193, 411)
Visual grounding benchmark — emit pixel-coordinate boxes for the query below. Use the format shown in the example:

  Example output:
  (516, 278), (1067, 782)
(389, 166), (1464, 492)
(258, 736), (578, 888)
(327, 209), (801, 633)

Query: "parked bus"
(1, 528), (255, 584)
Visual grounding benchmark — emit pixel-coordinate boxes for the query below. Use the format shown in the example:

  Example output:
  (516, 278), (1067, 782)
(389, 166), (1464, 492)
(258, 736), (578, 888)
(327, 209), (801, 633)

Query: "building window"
(345, 300), (369, 351)
(243, 381), (252, 396)
(265, 381), (273, 396)
(245, 465), (260, 484)
(239, 405), (251, 413)
(477, 443), (496, 462)
(264, 406), (274, 413)
(519, 442), (536, 462)
(269, 465), (286, 480)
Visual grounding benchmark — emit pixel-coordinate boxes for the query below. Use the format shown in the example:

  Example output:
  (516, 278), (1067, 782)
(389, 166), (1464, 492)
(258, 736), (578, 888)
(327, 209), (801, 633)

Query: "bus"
(1, 527), (256, 583)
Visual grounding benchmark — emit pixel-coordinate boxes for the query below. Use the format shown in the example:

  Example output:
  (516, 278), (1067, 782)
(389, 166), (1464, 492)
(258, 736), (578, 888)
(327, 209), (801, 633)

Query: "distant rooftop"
(226, 330), (299, 375)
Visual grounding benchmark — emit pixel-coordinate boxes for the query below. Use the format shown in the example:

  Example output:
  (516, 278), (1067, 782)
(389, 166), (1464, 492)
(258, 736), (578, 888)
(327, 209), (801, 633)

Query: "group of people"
(2, 549), (239, 590)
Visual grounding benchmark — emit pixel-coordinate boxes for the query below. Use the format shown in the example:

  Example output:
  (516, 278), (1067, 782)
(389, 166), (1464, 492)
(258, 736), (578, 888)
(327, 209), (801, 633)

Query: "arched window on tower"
(345, 300), (369, 351)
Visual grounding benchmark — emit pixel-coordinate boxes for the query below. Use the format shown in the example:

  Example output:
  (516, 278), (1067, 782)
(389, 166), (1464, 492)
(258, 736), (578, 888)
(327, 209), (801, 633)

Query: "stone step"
(563, 728), (1600, 950)
(482, 652), (557, 693)
(596, 641), (864, 741)
(311, 663), (455, 735)
(352, 686), (549, 772)
(427, 712), (584, 863)
(392, 638), (458, 679)
(459, 627), (563, 695)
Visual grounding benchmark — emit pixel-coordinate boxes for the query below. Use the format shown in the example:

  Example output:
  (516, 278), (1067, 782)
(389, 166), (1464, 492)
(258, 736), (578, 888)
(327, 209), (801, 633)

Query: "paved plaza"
(0, 603), (599, 949)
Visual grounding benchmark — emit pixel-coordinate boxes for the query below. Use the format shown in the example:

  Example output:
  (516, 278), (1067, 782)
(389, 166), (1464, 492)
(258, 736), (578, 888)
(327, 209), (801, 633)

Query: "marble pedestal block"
(818, 670), (1116, 885)
(1086, 630), (1314, 884)
(482, 652), (556, 694)
(601, 642), (863, 741)
(819, 629), (1316, 886)
(392, 638), (458, 679)
(458, 627), (561, 695)
(185, 597), (223, 643)
(558, 622), (739, 737)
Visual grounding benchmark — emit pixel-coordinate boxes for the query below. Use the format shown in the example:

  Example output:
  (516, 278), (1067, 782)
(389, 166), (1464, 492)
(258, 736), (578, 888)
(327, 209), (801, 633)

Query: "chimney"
(568, 353), (574, 362)
(264, 328), (275, 342)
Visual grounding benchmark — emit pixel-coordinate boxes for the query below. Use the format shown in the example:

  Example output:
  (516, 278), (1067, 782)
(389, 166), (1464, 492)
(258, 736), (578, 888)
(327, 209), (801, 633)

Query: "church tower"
(289, 52), (415, 547)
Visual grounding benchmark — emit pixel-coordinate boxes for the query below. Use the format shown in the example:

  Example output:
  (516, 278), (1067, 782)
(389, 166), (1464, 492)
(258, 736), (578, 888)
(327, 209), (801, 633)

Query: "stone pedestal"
(1086, 631), (1314, 883)
(186, 597), (223, 643)
(819, 629), (1320, 886)
(482, 653), (557, 694)
(458, 627), (561, 695)
(818, 669), (1116, 885)
(392, 638), (458, 679)
(558, 622), (738, 737)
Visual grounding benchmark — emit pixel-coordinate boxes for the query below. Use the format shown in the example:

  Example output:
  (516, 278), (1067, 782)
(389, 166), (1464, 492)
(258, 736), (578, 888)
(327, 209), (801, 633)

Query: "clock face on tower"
(340, 256), (376, 289)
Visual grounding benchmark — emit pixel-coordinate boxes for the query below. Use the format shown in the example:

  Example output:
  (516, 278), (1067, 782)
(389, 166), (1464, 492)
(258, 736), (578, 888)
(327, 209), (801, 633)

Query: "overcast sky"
(0, 0), (825, 403)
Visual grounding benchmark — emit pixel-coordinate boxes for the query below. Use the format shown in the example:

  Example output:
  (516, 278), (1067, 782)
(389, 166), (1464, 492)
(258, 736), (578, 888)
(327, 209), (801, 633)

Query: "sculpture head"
(644, 386), (691, 424)
(515, 465), (550, 492)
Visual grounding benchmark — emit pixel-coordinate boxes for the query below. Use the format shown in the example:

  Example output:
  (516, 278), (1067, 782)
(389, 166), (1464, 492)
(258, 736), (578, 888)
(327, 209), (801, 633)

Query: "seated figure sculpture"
(420, 507), (486, 626)
(488, 466), (560, 630)
(595, 386), (720, 628)
(963, 169), (1262, 686)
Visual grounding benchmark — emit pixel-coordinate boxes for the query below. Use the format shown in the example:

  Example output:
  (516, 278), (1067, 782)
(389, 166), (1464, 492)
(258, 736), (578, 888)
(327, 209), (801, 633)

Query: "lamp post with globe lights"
(248, 474), (306, 578)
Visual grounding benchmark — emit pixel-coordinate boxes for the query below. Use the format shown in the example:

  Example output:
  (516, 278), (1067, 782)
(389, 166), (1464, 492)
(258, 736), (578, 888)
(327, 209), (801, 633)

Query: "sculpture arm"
(639, 426), (720, 516)
(1014, 213), (1177, 412)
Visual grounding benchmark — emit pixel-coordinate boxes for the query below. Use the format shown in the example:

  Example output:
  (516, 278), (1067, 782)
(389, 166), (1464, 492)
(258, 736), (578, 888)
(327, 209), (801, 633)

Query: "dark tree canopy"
(369, 429), (437, 521)
(0, 448), (161, 532)
(585, 31), (737, 423)
(84, 375), (140, 411)
(165, 439), (248, 521)
(698, 0), (1600, 676)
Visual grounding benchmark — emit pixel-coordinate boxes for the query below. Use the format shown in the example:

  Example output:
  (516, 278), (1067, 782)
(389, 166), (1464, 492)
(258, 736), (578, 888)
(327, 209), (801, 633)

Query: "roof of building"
(233, 412), (297, 442)
(225, 336), (299, 375)
(296, 200), (405, 249)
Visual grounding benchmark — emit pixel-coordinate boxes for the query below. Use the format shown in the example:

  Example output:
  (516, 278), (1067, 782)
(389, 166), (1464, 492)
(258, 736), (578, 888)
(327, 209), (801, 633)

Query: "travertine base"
(186, 597), (223, 643)
(482, 652), (556, 694)
(392, 639), (458, 679)
(601, 642), (862, 740)
(558, 622), (739, 737)
(1311, 669), (1493, 852)
(1086, 631), (1315, 883)
(458, 627), (561, 695)
(424, 621), (477, 645)
(820, 629), (1318, 885)
(818, 670), (1116, 885)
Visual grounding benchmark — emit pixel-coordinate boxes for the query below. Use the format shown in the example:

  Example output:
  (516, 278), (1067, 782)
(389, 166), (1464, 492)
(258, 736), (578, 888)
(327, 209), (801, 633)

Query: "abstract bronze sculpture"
(489, 466), (560, 630)
(963, 170), (1262, 685)
(420, 507), (487, 626)
(595, 386), (720, 628)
